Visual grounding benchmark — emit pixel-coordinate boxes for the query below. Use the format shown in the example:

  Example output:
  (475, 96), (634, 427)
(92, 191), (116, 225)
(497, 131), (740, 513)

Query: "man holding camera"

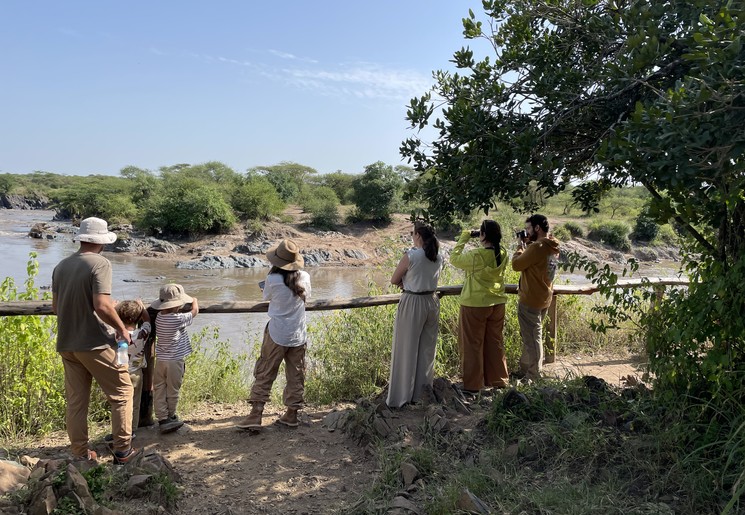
(512, 214), (560, 381)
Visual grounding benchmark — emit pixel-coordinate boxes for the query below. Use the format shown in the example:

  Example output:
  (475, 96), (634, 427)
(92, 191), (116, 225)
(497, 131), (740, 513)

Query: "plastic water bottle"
(116, 341), (129, 367)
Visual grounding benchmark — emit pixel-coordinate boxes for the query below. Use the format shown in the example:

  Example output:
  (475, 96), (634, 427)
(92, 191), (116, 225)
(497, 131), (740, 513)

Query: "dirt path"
(8, 354), (644, 515)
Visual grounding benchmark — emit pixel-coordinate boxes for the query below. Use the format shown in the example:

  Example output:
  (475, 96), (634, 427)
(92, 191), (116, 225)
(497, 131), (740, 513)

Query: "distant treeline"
(1, 162), (665, 243)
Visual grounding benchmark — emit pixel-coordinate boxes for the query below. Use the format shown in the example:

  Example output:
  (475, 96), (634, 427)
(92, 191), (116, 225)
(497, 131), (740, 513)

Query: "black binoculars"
(470, 230), (481, 238)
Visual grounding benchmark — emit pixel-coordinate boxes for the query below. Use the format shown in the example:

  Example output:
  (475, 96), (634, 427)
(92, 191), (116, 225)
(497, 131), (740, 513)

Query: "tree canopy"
(402, 0), (744, 266)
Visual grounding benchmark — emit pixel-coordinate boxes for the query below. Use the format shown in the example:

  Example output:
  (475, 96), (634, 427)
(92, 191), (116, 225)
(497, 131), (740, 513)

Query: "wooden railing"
(0, 277), (689, 362)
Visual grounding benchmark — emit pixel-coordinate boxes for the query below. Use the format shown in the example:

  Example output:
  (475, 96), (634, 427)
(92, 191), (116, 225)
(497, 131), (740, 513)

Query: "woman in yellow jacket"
(450, 220), (510, 393)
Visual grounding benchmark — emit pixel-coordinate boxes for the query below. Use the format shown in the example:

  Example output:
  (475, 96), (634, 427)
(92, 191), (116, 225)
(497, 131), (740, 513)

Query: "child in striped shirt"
(150, 284), (199, 434)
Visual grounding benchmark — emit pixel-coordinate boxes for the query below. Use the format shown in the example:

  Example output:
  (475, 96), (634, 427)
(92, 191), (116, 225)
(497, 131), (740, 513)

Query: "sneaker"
(104, 433), (136, 443)
(113, 447), (141, 465)
(159, 416), (184, 434)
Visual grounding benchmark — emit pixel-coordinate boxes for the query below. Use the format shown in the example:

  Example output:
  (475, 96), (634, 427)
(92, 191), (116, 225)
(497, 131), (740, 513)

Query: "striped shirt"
(154, 312), (193, 360)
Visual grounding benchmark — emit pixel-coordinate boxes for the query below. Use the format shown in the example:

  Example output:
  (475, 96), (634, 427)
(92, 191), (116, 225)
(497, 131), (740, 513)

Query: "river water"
(0, 210), (388, 347)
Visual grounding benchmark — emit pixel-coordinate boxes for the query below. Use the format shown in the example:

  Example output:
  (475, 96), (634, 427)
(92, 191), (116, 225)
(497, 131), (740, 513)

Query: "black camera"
(470, 230), (481, 238)
(516, 229), (527, 239)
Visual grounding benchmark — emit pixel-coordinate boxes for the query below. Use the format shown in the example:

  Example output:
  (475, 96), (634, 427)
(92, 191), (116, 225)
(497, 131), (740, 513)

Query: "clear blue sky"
(0, 1), (482, 177)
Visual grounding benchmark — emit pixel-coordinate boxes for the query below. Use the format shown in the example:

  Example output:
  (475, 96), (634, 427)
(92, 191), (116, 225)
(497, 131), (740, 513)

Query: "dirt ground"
(6, 354), (645, 515)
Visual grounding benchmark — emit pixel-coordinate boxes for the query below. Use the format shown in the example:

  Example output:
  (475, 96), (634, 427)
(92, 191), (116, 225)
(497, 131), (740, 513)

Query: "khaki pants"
(458, 304), (508, 390)
(59, 347), (133, 456)
(130, 369), (143, 429)
(249, 327), (306, 409)
(518, 302), (547, 380)
(154, 359), (185, 422)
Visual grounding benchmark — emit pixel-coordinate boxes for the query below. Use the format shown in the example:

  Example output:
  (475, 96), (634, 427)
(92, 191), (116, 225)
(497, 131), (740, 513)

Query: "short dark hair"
(526, 214), (549, 233)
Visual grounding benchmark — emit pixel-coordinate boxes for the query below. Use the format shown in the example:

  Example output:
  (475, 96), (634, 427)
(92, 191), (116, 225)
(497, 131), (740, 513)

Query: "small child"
(114, 300), (152, 432)
(150, 284), (199, 434)
(236, 239), (311, 430)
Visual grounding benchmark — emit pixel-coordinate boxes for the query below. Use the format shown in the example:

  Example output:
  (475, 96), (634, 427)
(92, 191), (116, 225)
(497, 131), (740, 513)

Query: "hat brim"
(75, 232), (118, 244)
(266, 247), (304, 271)
(150, 294), (193, 311)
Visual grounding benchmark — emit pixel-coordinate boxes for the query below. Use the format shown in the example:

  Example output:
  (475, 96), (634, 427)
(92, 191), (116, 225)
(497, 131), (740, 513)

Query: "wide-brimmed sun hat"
(266, 239), (304, 271)
(73, 217), (117, 245)
(150, 284), (193, 310)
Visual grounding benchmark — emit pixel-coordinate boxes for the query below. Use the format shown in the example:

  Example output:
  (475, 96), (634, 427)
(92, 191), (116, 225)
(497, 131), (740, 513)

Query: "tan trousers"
(458, 304), (508, 391)
(387, 292), (439, 408)
(59, 348), (133, 456)
(518, 302), (547, 380)
(248, 327), (306, 409)
(153, 359), (185, 421)
(130, 369), (143, 430)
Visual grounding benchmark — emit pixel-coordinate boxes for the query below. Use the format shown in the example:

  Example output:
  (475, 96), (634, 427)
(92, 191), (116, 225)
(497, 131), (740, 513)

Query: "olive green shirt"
(52, 251), (116, 352)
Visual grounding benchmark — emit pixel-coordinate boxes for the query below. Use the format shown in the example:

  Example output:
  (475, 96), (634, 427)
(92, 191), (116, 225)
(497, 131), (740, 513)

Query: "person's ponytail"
(414, 222), (439, 262)
(480, 220), (503, 266)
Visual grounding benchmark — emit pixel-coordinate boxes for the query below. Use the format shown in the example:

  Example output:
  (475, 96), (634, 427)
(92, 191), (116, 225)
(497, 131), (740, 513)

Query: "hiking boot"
(113, 447), (141, 465)
(159, 415), (184, 434)
(73, 450), (98, 463)
(277, 408), (299, 428)
(235, 404), (263, 429)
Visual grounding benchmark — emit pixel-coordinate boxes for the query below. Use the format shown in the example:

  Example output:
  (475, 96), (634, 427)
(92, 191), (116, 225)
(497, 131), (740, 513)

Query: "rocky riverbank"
(20, 206), (682, 274)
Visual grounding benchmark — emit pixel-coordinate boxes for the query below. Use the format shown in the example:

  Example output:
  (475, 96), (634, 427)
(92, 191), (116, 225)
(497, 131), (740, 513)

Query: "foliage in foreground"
(351, 377), (745, 514)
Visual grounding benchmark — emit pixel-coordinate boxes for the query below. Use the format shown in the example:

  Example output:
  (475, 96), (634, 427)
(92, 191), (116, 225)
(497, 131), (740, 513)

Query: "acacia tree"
(402, 0), (745, 393)
(401, 0), (744, 267)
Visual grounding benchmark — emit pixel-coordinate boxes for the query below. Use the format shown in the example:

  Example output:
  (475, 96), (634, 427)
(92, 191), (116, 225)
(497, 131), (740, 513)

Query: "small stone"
(457, 488), (491, 514)
(400, 462), (418, 487)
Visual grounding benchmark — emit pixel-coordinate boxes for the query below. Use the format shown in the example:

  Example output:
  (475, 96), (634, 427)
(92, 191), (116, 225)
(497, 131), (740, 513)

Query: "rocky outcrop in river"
(1, 194), (50, 210)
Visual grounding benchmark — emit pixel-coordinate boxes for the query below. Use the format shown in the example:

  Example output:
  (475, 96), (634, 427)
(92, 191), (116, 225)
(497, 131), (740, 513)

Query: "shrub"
(231, 176), (285, 220)
(587, 220), (631, 251)
(140, 178), (236, 235)
(319, 171), (356, 204)
(0, 254), (64, 437)
(299, 186), (340, 229)
(632, 209), (659, 241)
(350, 162), (403, 223)
(552, 225), (571, 242)
(563, 221), (584, 238)
(653, 224), (678, 245)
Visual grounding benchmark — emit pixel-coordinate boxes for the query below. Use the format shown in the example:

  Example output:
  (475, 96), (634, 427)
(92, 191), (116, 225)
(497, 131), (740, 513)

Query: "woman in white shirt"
(236, 239), (311, 429)
(387, 221), (443, 408)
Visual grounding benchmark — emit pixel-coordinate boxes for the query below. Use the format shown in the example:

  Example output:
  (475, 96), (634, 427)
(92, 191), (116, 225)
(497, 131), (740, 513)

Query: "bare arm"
(190, 297), (199, 318)
(93, 293), (131, 344)
(390, 253), (410, 290)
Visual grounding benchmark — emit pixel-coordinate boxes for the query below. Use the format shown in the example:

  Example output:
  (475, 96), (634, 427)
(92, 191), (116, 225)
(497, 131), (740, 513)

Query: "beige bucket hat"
(266, 239), (304, 271)
(73, 217), (117, 245)
(150, 283), (193, 310)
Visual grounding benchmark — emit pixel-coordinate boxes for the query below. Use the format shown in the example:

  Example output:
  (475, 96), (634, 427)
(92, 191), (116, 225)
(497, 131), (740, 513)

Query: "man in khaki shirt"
(511, 214), (560, 380)
(52, 217), (139, 464)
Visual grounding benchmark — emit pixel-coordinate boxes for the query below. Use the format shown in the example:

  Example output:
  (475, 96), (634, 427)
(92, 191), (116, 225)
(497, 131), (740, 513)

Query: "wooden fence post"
(544, 295), (558, 364)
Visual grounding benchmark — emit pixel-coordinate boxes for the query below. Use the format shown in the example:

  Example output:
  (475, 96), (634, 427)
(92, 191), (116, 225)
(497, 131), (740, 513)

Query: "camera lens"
(470, 230), (481, 238)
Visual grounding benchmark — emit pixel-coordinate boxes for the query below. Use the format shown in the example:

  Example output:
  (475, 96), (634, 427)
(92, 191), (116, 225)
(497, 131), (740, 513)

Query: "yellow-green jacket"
(450, 230), (509, 307)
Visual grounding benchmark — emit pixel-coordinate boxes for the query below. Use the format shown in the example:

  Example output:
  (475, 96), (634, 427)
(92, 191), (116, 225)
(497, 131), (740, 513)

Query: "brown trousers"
(458, 304), (508, 390)
(59, 347), (133, 456)
(248, 327), (306, 409)
(130, 369), (143, 430)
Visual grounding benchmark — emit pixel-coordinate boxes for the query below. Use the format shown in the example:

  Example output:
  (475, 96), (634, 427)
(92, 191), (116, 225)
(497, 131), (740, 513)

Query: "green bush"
(587, 220), (631, 251)
(563, 221), (584, 238)
(653, 224), (678, 245)
(0, 254), (64, 438)
(53, 176), (138, 223)
(552, 225), (571, 242)
(350, 161), (403, 223)
(632, 208), (659, 242)
(140, 178), (236, 235)
(231, 176), (285, 221)
(319, 171), (356, 204)
(299, 186), (340, 229)
(180, 327), (251, 411)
